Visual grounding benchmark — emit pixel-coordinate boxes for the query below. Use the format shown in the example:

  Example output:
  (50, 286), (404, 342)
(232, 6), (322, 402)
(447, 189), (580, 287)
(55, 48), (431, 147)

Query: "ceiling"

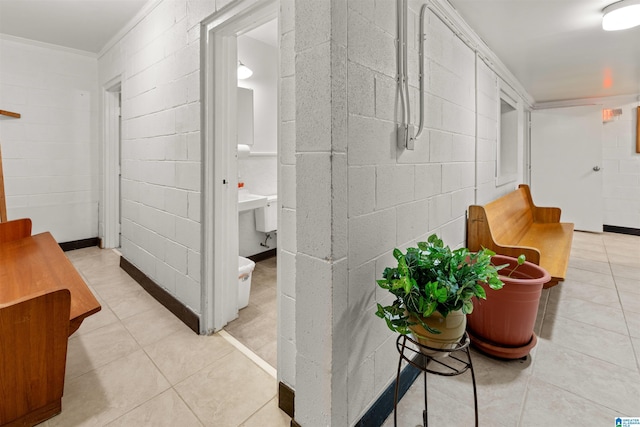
(448, 0), (640, 103)
(0, 0), (148, 54)
(0, 0), (638, 103)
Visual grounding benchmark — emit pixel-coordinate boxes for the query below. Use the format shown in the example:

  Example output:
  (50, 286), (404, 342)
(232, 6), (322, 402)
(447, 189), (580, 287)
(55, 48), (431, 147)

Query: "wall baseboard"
(279, 381), (295, 420)
(276, 358), (421, 427)
(119, 256), (200, 334)
(248, 248), (277, 263)
(603, 225), (640, 236)
(59, 237), (100, 252)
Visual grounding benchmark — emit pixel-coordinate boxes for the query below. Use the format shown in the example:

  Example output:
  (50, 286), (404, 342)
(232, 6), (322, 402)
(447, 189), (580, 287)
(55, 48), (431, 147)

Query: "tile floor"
(383, 231), (640, 426)
(40, 248), (289, 427)
(37, 232), (639, 426)
(226, 256), (278, 369)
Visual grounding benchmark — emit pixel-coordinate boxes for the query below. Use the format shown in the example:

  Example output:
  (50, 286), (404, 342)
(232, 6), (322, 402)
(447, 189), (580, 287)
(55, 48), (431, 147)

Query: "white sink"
(238, 191), (267, 212)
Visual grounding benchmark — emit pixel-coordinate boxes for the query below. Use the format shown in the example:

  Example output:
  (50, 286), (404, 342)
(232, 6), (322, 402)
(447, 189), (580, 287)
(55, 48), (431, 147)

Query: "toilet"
(255, 195), (277, 233)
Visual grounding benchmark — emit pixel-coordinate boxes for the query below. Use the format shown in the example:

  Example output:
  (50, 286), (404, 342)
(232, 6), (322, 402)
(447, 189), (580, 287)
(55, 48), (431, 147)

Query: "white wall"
(97, 0), (233, 315)
(291, 1), (531, 425)
(602, 99), (640, 228)
(0, 36), (99, 242)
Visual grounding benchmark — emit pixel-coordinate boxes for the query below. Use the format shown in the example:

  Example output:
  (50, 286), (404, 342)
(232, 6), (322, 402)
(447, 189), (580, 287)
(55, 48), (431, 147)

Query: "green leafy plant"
(375, 234), (505, 335)
(507, 254), (526, 277)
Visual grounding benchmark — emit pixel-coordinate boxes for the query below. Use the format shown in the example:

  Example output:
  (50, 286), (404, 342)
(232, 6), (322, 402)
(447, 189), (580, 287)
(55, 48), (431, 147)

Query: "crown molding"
(428, 0), (535, 108)
(98, 0), (162, 59)
(534, 93), (640, 109)
(0, 33), (97, 58)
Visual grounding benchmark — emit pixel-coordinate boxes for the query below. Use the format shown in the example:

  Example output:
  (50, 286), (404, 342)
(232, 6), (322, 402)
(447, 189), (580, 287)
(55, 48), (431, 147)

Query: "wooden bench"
(0, 218), (101, 426)
(467, 184), (574, 289)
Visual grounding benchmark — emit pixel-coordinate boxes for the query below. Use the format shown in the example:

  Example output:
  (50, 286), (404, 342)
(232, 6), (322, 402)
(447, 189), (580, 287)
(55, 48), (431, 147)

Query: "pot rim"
(492, 254), (551, 284)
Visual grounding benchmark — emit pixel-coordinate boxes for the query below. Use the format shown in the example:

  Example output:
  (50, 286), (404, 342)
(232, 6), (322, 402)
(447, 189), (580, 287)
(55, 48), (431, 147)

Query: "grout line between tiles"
(219, 329), (277, 379)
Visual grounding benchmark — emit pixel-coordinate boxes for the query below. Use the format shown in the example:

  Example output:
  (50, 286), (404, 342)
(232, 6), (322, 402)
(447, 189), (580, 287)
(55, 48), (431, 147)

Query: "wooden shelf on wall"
(0, 110), (21, 119)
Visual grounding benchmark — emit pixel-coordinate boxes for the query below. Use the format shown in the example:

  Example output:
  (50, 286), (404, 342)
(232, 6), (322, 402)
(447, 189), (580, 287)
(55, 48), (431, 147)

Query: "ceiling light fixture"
(237, 61), (253, 79)
(602, 0), (640, 31)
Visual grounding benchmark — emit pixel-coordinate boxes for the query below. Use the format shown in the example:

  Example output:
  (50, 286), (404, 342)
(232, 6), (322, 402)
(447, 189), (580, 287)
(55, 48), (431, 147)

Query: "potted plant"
(375, 234), (505, 356)
(466, 254), (551, 359)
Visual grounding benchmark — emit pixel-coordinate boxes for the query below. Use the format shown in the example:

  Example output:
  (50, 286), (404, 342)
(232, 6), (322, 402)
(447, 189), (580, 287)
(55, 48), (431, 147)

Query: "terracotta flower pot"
(409, 309), (466, 357)
(466, 254), (551, 359)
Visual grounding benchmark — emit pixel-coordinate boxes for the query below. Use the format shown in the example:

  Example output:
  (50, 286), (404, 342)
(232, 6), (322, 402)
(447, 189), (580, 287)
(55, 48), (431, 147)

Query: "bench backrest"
(483, 187), (534, 244)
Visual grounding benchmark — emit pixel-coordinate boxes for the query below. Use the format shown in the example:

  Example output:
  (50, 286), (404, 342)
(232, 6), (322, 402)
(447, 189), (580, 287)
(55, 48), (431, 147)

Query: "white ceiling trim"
(0, 33), (98, 58)
(429, 0), (535, 108)
(98, 0), (162, 59)
(534, 93), (640, 110)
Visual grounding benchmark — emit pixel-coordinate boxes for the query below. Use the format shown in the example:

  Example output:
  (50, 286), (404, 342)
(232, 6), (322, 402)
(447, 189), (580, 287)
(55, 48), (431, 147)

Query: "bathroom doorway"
(201, 0), (279, 368)
(225, 17), (279, 368)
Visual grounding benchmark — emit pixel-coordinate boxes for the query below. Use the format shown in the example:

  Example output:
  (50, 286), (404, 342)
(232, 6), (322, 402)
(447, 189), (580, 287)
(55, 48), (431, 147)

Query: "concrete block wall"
(343, 4), (483, 423)
(97, 0), (231, 315)
(0, 37), (99, 242)
(287, 2), (530, 424)
(278, 0), (297, 393)
(602, 100), (640, 228)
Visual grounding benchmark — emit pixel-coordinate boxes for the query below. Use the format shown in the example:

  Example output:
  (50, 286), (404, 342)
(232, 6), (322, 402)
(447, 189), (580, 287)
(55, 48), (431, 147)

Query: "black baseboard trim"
(277, 358), (421, 427)
(247, 248), (277, 263)
(603, 225), (640, 236)
(59, 237), (100, 252)
(119, 256), (200, 334)
(278, 382), (295, 420)
(355, 355), (422, 427)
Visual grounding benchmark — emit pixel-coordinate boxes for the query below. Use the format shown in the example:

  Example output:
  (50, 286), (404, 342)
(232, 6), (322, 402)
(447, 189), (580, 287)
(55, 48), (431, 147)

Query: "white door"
(531, 105), (603, 232)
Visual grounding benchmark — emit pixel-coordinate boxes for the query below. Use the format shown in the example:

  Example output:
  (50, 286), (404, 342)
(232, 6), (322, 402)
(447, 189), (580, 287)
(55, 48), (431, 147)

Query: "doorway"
(201, 0), (279, 342)
(103, 80), (122, 249)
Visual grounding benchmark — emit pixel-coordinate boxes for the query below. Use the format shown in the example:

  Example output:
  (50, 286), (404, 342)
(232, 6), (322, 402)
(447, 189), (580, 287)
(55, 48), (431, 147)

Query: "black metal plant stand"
(393, 333), (478, 427)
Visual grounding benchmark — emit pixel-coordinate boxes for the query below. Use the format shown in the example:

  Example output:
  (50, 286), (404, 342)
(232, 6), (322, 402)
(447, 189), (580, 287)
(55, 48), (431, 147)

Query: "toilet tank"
(255, 195), (277, 233)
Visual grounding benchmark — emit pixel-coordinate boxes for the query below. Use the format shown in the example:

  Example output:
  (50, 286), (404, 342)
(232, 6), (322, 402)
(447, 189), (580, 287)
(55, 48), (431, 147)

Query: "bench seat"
(467, 184), (574, 288)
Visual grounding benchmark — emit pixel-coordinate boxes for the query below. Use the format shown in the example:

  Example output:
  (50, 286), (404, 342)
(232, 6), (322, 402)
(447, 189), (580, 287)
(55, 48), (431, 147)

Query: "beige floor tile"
(562, 267), (616, 289)
(68, 249), (121, 274)
(66, 321), (141, 380)
(144, 329), (235, 385)
(611, 263), (640, 281)
(625, 310), (640, 339)
(532, 340), (640, 415)
(175, 351), (277, 427)
(105, 389), (203, 427)
(548, 279), (621, 308)
(616, 276), (640, 295)
(545, 295), (628, 335)
(568, 258), (612, 275)
(620, 291), (640, 314)
(539, 314), (637, 369)
(83, 267), (137, 290)
(570, 246), (609, 263)
(51, 350), (170, 426)
(104, 286), (163, 320)
(73, 295), (119, 338)
(122, 304), (191, 347)
(382, 383), (480, 427)
(239, 397), (290, 427)
(520, 377), (620, 426)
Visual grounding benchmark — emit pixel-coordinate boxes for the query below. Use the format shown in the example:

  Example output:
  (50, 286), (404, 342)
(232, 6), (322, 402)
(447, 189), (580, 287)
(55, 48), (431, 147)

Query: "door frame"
(200, 0), (278, 334)
(103, 77), (122, 249)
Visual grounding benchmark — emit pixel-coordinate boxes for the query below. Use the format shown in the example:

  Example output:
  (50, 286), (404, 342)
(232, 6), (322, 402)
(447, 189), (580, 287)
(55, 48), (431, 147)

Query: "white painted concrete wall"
(292, 1), (530, 425)
(0, 36), (99, 243)
(277, 0), (297, 398)
(96, 0), (234, 315)
(602, 99), (640, 228)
